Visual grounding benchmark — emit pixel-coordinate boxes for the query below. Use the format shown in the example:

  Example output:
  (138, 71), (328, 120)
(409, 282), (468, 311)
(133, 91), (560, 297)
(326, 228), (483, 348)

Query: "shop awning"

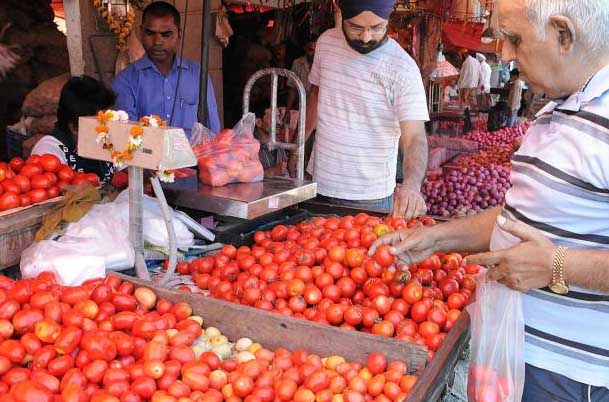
(442, 21), (502, 53)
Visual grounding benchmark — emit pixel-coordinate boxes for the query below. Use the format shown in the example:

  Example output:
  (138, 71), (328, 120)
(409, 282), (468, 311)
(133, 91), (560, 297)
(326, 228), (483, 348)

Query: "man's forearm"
(564, 249), (609, 292)
(399, 122), (428, 190)
(433, 207), (501, 254)
(303, 86), (319, 143)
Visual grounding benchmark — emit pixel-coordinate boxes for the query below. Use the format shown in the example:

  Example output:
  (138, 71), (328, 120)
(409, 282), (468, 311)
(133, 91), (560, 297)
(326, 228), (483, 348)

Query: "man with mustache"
(295, 0), (429, 219)
(112, 1), (220, 137)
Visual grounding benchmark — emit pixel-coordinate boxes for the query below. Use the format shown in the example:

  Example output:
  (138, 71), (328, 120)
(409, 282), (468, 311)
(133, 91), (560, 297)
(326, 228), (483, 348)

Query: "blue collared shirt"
(112, 55), (221, 136)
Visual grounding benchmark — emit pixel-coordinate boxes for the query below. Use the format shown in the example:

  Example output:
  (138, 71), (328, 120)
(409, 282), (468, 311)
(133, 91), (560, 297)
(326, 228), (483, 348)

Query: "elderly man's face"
(497, 0), (567, 98)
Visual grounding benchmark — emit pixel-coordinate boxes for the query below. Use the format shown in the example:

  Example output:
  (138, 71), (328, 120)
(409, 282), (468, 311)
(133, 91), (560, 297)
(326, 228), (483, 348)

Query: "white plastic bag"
(467, 276), (525, 402)
(112, 191), (194, 249)
(20, 238), (108, 286)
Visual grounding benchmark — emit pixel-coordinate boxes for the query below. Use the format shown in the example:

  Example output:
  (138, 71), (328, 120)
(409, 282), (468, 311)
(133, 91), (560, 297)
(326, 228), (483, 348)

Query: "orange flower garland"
(95, 110), (175, 182)
(92, 0), (136, 52)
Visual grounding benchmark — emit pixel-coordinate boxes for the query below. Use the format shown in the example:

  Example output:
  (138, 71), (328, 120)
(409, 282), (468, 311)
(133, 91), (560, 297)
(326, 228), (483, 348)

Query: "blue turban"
(339, 0), (395, 20)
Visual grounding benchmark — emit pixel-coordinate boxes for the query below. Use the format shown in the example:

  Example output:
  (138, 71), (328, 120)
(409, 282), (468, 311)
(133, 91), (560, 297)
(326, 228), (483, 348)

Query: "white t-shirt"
(479, 61), (492, 93)
(31, 136), (68, 164)
(490, 64), (609, 388)
(308, 29), (429, 200)
(458, 55), (481, 89)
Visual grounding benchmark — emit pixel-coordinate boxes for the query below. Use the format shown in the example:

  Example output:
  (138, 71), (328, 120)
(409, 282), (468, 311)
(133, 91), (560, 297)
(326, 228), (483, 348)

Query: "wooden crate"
(0, 197), (63, 270)
(121, 274), (471, 402)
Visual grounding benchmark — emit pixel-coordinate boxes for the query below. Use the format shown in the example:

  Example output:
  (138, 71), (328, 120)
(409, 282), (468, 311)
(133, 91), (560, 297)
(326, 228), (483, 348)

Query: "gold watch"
(549, 246), (569, 295)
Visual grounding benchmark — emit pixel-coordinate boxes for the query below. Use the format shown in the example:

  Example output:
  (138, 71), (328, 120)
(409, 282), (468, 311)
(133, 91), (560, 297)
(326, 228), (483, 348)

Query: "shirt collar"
(134, 54), (190, 73)
(555, 63), (609, 112)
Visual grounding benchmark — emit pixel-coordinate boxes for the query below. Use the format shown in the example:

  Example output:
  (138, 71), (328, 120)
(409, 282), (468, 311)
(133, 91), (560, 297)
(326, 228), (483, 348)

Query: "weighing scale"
(162, 68), (317, 219)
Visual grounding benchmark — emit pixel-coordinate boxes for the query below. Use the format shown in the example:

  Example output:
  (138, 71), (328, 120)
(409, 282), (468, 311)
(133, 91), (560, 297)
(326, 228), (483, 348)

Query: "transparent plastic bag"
(194, 113), (264, 186)
(467, 276), (525, 402)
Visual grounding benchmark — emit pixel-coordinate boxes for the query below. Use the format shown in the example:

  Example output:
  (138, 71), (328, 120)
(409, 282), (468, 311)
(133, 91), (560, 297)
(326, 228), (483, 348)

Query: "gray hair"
(525, 0), (609, 53)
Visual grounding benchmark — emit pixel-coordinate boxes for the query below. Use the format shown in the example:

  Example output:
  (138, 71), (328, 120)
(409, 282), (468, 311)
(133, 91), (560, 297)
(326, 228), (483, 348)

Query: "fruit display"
(462, 123), (529, 148)
(0, 154), (100, 212)
(422, 165), (511, 217)
(438, 116), (488, 132)
(0, 272), (423, 402)
(451, 145), (514, 169)
(165, 215), (479, 360)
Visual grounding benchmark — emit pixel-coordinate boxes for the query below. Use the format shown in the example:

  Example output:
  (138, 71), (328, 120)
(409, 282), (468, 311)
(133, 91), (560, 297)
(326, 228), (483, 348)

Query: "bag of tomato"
(193, 113), (264, 187)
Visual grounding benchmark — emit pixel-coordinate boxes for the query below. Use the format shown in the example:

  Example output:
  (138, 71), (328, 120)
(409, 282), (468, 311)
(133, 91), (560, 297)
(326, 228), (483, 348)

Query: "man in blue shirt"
(113, 1), (220, 136)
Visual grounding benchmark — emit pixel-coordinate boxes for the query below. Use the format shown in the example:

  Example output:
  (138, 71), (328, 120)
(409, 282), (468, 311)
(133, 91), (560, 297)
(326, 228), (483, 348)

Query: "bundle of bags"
(20, 190), (194, 286)
(191, 113), (264, 187)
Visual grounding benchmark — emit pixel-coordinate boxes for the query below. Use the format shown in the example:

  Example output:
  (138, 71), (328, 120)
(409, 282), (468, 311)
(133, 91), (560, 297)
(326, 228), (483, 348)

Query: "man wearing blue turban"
(290, 0), (430, 219)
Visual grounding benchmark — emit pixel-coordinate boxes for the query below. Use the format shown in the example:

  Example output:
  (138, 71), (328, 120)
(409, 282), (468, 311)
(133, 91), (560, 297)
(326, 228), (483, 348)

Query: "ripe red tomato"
(9, 157), (24, 173)
(366, 352), (387, 375)
(39, 154), (61, 173)
(439, 278), (460, 299)
(373, 245), (395, 267)
(401, 282), (423, 304)
(47, 186), (60, 199)
(372, 320), (395, 337)
(57, 166), (75, 182)
(0, 192), (20, 211)
(30, 174), (51, 190)
(410, 300), (430, 323)
(12, 175), (30, 193)
(1, 179), (21, 194)
(19, 164), (43, 178)
(27, 188), (48, 204)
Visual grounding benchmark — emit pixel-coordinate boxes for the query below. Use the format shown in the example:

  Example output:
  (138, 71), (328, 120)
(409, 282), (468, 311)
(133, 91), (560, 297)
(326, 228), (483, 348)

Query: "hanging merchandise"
(216, 8), (234, 48)
(92, 0), (136, 52)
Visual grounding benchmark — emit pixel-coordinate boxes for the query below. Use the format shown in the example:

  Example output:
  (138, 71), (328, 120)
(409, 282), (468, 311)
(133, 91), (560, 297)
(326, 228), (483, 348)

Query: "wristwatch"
(549, 246), (569, 295)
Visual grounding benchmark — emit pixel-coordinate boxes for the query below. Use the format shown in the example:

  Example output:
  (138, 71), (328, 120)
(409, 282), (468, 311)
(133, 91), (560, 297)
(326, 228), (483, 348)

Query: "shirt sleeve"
(205, 75), (221, 133)
(394, 66), (430, 122)
(31, 136), (68, 164)
(112, 70), (138, 122)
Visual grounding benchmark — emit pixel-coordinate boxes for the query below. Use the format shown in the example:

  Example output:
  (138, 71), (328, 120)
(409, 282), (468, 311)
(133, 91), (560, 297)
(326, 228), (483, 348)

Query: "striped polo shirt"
(308, 28), (429, 200)
(490, 64), (609, 387)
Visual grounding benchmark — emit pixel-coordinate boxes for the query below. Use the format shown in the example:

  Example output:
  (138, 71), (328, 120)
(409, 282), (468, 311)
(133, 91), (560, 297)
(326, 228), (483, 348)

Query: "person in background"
(507, 68), (523, 126)
(371, 0), (609, 399)
(112, 1), (220, 137)
(457, 49), (481, 109)
(477, 53), (492, 93)
(286, 38), (317, 111)
(489, 54), (504, 88)
(31, 76), (115, 183)
(292, 0), (430, 218)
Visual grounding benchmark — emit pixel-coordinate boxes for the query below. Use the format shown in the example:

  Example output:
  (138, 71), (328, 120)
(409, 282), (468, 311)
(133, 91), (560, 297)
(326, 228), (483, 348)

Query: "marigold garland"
(92, 0), (136, 52)
(95, 110), (175, 182)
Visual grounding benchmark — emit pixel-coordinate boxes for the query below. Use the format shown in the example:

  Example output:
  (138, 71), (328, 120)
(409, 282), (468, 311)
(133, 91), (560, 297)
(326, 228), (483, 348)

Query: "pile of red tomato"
(0, 154), (99, 212)
(171, 214), (480, 359)
(0, 272), (421, 402)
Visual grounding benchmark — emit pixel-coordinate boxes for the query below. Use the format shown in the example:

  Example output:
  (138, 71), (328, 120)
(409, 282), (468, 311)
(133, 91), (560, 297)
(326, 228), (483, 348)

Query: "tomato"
(372, 320), (395, 337)
(9, 158), (24, 173)
(10, 380), (53, 402)
(30, 174), (52, 190)
(11, 175), (30, 193)
(439, 278), (460, 299)
(48, 354), (75, 377)
(38, 154), (61, 173)
(373, 245), (395, 267)
(401, 282), (423, 304)
(12, 308), (44, 333)
(28, 188), (48, 204)
(270, 225), (288, 241)
(447, 293), (466, 310)
(366, 352), (387, 375)
(19, 194), (31, 207)
(46, 185), (60, 199)
(0, 191), (20, 211)
(0, 339), (25, 363)
(344, 248), (365, 268)
(54, 326), (82, 354)
(20, 164), (43, 178)
(410, 300), (430, 323)
(418, 320), (440, 339)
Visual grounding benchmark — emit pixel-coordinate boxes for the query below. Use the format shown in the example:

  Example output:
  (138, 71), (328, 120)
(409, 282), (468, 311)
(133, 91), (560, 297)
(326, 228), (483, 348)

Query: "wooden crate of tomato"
(155, 211), (476, 402)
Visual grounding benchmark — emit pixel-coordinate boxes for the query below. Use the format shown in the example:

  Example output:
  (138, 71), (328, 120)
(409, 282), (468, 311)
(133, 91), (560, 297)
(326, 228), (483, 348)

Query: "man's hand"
(465, 216), (555, 292)
(392, 186), (427, 219)
(369, 226), (438, 266)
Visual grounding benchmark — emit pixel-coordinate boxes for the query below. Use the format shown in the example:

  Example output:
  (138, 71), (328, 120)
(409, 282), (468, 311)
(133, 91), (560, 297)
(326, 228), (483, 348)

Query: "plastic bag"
(467, 276), (525, 402)
(194, 113), (264, 187)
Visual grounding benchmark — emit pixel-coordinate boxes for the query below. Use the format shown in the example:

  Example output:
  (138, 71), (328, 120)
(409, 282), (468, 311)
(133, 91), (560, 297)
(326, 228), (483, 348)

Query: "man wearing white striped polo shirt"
(293, 0), (430, 218)
(372, 0), (609, 400)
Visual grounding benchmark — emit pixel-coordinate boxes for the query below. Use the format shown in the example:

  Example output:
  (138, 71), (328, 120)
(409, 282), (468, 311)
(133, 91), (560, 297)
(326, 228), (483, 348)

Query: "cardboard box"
(77, 116), (197, 170)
